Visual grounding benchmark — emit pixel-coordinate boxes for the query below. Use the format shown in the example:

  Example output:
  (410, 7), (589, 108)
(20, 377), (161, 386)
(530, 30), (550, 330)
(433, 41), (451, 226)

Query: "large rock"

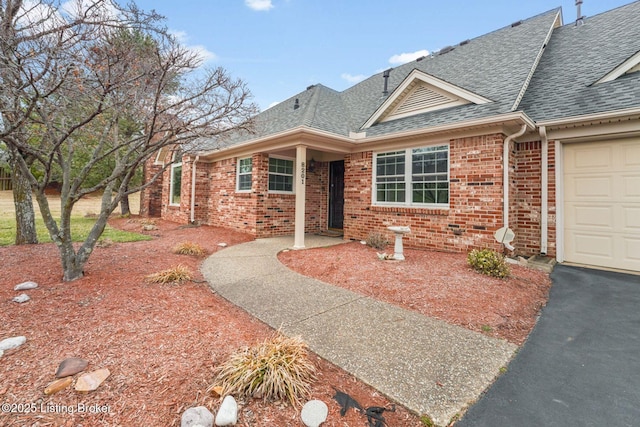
(181, 406), (214, 427)
(301, 400), (329, 427)
(0, 336), (26, 351)
(215, 396), (238, 426)
(44, 377), (74, 395)
(55, 358), (89, 378)
(12, 294), (30, 303)
(75, 368), (110, 392)
(14, 281), (38, 291)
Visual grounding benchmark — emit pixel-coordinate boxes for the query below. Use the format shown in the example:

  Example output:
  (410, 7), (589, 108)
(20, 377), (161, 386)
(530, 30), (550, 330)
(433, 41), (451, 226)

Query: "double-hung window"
(169, 151), (182, 206)
(268, 157), (294, 193)
(237, 157), (252, 191)
(374, 145), (449, 206)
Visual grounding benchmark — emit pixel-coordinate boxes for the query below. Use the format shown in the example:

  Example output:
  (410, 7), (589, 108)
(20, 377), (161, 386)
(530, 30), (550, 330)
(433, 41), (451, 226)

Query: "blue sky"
(133, 0), (633, 111)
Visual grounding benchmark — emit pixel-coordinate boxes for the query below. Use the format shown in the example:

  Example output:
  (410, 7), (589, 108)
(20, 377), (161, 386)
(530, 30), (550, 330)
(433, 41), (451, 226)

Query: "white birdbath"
(387, 226), (411, 261)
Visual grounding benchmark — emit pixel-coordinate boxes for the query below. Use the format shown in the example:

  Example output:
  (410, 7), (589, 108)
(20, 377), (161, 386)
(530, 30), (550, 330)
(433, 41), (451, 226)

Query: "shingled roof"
(520, 1), (640, 122)
(202, 2), (640, 153)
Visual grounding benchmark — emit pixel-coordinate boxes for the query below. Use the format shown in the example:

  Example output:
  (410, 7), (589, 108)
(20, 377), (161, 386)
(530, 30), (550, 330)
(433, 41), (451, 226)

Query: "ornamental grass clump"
(172, 241), (206, 256)
(210, 333), (316, 406)
(467, 249), (510, 278)
(145, 264), (193, 284)
(366, 232), (390, 250)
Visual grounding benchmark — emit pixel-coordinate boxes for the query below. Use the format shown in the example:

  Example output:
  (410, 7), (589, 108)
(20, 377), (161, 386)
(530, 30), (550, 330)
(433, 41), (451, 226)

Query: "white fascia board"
(362, 69), (492, 129)
(537, 107), (640, 128)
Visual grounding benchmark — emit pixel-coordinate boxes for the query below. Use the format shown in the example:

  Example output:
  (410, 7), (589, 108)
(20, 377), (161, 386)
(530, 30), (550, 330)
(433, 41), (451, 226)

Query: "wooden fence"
(0, 168), (12, 191)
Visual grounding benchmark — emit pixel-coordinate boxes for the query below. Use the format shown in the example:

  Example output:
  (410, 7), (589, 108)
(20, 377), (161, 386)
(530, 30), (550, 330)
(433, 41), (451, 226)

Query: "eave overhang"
(197, 111), (536, 161)
(535, 107), (640, 142)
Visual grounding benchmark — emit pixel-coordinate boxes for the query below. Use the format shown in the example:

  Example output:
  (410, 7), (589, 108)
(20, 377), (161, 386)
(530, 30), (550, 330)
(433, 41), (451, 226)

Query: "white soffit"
(595, 50), (640, 84)
(363, 69), (491, 128)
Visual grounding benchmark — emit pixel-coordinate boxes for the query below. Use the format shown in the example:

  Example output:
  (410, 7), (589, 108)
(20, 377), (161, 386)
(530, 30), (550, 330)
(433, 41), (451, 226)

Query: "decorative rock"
(215, 396), (238, 426)
(0, 336), (26, 351)
(181, 406), (214, 427)
(217, 243), (228, 248)
(56, 357), (89, 378)
(12, 293), (31, 303)
(14, 281), (38, 291)
(301, 400), (329, 427)
(74, 368), (110, 392)
(44, 377), (73, 395)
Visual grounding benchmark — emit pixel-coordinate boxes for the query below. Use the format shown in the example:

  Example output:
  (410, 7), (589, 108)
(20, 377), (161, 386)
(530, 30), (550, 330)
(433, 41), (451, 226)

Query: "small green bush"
(366, 232), (390, 250)
(467, 249), (510, 278)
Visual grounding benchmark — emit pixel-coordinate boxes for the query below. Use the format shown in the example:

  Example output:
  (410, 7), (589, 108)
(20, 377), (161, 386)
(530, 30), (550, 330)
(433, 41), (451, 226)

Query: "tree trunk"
(120, 194), (131, 216)
(10, 152), (38, 245)
(60, 244), (84, 282)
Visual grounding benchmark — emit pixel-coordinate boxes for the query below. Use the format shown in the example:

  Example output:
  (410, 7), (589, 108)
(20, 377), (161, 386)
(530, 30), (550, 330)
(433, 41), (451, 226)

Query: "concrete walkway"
(201, 236), (517, 426)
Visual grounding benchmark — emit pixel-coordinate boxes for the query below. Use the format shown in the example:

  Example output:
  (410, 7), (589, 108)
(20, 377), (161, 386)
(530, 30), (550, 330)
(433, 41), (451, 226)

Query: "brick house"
(142, 3), (640, 273)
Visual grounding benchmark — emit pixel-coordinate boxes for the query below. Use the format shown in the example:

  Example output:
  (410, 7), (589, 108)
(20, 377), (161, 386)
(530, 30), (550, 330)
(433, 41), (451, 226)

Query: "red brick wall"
(343, 135), (506, 253)
(140, 157), (163, 217)
(514, 141), (541, 254)
(547, 142), (557, 257)
(190, 152), (328, 238)
(513, 140), (557, 257)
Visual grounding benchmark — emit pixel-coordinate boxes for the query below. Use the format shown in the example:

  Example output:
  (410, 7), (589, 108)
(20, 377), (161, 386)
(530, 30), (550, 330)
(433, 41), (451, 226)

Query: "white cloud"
(169, 30), (217, 63)
(245, 0), (274, 11)
(341, 73), (367, 84)
(388, 49), (429, 66)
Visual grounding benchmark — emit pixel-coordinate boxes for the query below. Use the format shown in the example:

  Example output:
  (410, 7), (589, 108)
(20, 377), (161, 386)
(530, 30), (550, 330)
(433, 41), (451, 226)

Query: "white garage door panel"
(625, 207), (640, 230)
(564, 139), (640, 272)
(624, 175), (640, 197)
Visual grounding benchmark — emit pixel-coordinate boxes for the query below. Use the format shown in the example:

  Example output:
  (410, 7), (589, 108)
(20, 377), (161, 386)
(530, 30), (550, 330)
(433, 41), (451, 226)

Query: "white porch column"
(293, 145), (307, 249)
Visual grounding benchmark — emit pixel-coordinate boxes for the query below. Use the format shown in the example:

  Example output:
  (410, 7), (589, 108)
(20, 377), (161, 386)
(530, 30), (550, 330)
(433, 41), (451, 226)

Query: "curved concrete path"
(202, 236), (517, 426)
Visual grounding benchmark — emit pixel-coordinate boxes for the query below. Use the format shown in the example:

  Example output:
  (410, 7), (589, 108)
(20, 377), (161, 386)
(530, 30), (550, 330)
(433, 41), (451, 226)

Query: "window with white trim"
(169, 152), (182, 205)
(374, 145), (449, 206)
(268, 157), (294, 192)
(237, 157), (252, 191)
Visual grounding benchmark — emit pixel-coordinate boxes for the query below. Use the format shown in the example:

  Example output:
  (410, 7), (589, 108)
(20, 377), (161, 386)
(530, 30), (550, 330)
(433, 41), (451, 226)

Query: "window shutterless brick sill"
(268, 193), (295, 199)
(369, 205), (449, 216)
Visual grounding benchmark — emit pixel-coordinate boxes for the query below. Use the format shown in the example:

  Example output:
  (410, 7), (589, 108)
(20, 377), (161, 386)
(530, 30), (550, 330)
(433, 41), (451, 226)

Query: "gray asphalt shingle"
(520, 1), (640, 121)
(200, 3), (640, 152)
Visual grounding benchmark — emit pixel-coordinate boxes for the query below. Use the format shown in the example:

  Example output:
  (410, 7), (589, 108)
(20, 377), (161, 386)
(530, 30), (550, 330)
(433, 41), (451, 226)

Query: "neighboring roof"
(203, 2), (640, 154)
(520, 1), (640, 122)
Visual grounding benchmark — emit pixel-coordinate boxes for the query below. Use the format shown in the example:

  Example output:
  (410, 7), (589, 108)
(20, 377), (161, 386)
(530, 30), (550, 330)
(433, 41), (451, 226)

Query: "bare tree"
(0, 0), (257, 281)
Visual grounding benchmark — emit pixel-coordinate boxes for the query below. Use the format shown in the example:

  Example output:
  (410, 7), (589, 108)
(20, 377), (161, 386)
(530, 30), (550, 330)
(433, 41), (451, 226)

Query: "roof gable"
(362, 69), (491, 128)
(595, 50), (640, 84)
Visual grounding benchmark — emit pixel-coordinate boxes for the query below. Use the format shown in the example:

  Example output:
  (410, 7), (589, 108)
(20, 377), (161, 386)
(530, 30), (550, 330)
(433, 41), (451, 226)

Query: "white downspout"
(190, 155), (199, 224)
(503, 124), (528, 250)
(539, 126), (548, 255)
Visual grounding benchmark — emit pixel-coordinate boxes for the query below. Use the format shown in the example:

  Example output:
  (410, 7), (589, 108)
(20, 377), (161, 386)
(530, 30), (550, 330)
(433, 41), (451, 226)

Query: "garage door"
(564, 138), (640, 272)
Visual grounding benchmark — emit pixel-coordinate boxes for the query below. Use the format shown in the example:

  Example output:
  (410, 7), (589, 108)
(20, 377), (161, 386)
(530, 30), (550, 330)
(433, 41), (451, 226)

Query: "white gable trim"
(362, 69), (491, 129)
(595, 50), (640, 84)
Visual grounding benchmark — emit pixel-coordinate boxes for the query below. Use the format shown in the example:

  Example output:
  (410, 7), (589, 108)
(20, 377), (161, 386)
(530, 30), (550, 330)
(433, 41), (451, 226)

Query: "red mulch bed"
(0, 218), (423, 426)
(279, 242), (552, 346)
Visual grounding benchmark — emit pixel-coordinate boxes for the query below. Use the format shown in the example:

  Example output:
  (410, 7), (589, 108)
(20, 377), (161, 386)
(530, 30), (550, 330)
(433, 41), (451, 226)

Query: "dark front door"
(329, 160), (344, 229)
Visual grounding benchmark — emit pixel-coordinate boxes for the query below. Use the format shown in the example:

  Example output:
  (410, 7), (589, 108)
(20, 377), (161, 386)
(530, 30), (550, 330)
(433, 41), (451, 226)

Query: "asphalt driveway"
(457, 265), (640, 427)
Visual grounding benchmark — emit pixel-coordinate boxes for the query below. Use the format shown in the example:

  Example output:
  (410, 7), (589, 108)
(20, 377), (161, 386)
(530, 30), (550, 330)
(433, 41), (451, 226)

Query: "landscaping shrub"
(172, 241), (206, 256)
(145, 265), (193, 284)
(210, 333), (316, 406)
(366, 232), (390, 250)
(467, 249), (510, 278)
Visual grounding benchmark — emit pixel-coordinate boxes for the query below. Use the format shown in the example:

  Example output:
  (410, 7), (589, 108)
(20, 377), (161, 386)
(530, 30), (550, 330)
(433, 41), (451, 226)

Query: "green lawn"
(0, 191), (148, 246)
(0, 217), (151, 246)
